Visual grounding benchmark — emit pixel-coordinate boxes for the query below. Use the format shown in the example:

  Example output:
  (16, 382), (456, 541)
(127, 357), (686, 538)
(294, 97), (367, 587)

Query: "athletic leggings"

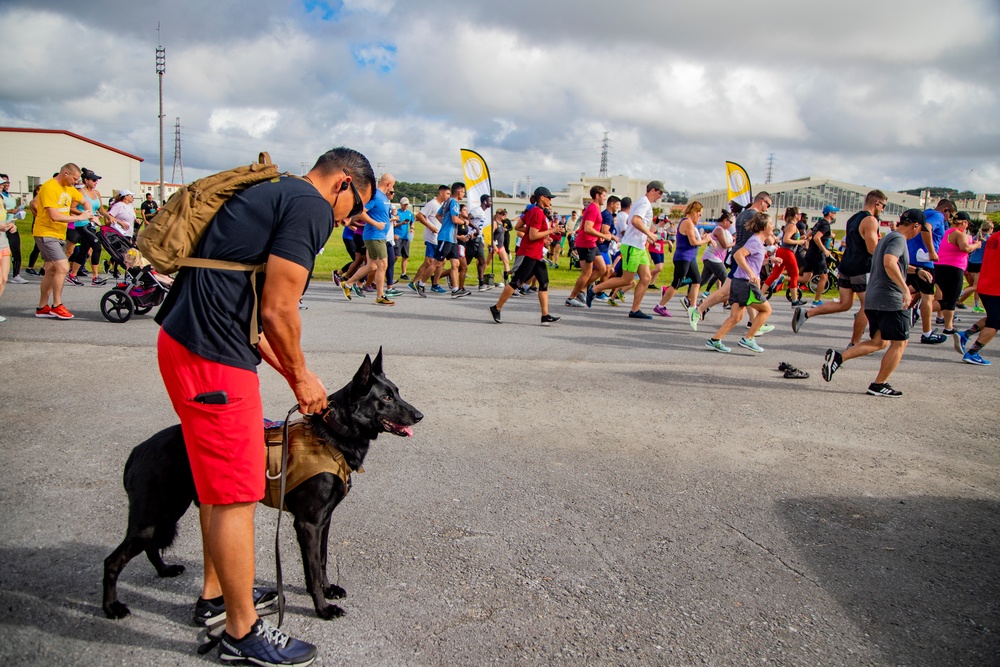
(511, 256), (549, 291)
(764, 247), (799, 289)
(69, 226), (102, 267)
(386, 242), (396, 285)
(935, 264), (965, 311)
(5, 228), (21, 276)
(700, 260), (728, 291)
(340, 235), (357, 275)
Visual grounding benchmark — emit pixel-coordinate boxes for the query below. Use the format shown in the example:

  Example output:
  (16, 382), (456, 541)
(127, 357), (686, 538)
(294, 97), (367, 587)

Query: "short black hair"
(311, 147), (376, 195)
(451, 181), (466, 192)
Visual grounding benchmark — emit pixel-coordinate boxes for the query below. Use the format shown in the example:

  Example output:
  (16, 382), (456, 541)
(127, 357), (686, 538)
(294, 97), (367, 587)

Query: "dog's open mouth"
(380, 418), (414, 437)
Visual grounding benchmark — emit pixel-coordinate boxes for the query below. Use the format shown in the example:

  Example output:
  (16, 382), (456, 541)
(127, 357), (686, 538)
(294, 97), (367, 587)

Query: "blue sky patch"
(302, 0), (343, 21)
(352, 42), (397, 74)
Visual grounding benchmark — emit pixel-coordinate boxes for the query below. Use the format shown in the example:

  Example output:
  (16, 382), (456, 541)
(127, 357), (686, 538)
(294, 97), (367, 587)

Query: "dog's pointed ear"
(373, 346), (384, 375)
(352, 354), (372, 393)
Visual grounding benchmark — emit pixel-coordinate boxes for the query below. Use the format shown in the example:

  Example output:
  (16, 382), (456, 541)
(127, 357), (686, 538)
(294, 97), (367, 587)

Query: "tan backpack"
(137, 152), (281, 275)
(138, 152), (284, 345)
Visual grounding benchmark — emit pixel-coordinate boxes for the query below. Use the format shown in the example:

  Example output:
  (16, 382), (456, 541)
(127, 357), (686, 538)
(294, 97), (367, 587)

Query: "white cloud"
(209, 108), (280, 138)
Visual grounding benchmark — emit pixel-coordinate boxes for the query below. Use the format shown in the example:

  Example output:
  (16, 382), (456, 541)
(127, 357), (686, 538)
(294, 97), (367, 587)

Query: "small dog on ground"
(102, 349), (422, 621)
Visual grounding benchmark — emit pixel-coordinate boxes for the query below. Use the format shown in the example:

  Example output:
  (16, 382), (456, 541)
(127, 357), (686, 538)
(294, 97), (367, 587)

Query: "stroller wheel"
(134, 304), (153, 315)
(101, 289), (134, 323)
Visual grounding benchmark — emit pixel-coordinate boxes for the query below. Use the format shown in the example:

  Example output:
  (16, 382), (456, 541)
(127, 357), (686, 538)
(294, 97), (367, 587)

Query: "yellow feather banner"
(725, 161), (753, 208)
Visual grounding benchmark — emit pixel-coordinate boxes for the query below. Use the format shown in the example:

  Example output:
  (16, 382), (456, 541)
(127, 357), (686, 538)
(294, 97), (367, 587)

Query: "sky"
(2, 0), (999, 197)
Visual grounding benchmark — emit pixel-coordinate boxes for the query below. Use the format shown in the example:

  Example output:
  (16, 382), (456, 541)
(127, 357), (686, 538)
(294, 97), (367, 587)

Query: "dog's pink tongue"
(402, 425), (413, 437)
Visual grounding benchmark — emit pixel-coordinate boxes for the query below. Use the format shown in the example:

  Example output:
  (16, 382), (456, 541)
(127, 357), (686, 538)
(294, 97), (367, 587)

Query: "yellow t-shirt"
(34, 178), (84, 240)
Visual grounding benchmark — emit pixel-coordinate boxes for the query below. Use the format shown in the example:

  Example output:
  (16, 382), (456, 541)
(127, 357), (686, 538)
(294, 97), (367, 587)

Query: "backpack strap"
(175, 258), (267, 345)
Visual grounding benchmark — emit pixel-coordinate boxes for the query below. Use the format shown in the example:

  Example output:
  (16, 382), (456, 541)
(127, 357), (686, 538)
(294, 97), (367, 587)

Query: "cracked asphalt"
(0, 279), (998, 666)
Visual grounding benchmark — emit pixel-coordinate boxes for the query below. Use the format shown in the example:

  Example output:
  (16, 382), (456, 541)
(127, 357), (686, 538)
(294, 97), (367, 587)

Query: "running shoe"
(565, 297), (585, 308)
(375, 296), (395, 306)
(24, 268), (39, 276)
(298, 300), (308, 310)
(489, 305), (502, 323)
(594, 292), (608, 302)
(415, 284), (427, 298)
(452, 289), (470, 299)
(738, 337), (764, 353)
(953, 331), (969, 354)
(653, 305), (671, 317)
(688, 306), (700, 331)
(867, 382), (902, 397)
(614, 290), (625, 301)
(50, 304), (74, 319)
(399, 274), (409, 281)
(92, 276), (108, 286)
(911, 308), (920, 326)
(606, 298), (619, 306)
(540, 313), (561, 325)
(963, 351), (991, 366)
(586, 285), (595, 308)
(478, 284), (487, 291)
(353, 285), (365, 298)
(0, 315), (5, 322)
(791, 306), (807, 334)
(680, 296), (691, 309)
(408, 281), (419, 294)
(811, 300), (822, 307)
(9, 274), (27, 284)
(430, 285), (447, 293)
(194, 587), (280, 627)
(332, 272), (341, 286)
(65, 274), (84, 286)
(705, 339), (731, 353)
(973, 305), (986, 313)
(341, 284), (352, 301)
(78, 267), (89, 277)
(35, 305), (56, 318)
(753, 324), (775, 335)
(822, 348), (843, 382)
(219, 618), (317, 667)
(920, 332), (947, 344)
(628, 310), (653, 320)
(385, 288), (403, 297)
(791, 299), (808, 307)
(956, 303), (967, 309)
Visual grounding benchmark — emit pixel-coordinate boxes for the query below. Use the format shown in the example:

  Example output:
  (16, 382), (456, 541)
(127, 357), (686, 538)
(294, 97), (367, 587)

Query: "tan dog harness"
(261, 420), (358, 511)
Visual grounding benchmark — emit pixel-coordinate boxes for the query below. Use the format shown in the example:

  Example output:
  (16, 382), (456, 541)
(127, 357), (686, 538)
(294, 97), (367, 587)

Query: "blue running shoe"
(963, 351), (991, 366)
(219, 618), (316, 666)
(430, 285), (447, 293)
(953, 331), (969, 355)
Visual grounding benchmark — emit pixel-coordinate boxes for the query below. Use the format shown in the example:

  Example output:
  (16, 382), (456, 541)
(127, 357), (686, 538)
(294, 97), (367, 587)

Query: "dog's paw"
(316, 604), (346, 620)
(324, 584), (346, 600)
(157, 564), (185, 578)
(104, 601), (131, 619)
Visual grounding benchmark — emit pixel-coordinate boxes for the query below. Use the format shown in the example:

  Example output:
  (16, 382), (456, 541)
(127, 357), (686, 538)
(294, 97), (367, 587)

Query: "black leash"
(275, 402), (300, 629)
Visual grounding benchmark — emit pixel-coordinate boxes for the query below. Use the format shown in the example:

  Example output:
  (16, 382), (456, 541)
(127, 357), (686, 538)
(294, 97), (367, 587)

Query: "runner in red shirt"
(954, 229), (1000, 365)
(566, 185), (612, 307)
(489, 187), (564, 325)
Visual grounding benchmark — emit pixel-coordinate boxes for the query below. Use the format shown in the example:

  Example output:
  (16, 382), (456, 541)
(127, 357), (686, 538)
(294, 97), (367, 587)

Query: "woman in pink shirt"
(936, 212), (981, 334)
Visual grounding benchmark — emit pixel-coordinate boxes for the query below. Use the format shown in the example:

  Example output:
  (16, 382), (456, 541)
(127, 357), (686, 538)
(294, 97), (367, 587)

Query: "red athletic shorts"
(157, 329), (265, 505)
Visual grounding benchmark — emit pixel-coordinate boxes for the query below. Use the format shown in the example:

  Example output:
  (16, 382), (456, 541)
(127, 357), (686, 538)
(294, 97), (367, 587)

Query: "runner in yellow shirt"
(33, 163), (92, 319)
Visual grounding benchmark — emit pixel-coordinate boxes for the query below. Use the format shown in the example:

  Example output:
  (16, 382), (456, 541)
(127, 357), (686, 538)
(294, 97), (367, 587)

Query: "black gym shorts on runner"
(802, 253), (828, 275)
(864, 309), (910, 341)
(906, 268), (935, 295)
(836, 273), (868, 292)
(577, 246), (598, 263)
(435, 240), (460, 261)
(728, 278), (764, 308)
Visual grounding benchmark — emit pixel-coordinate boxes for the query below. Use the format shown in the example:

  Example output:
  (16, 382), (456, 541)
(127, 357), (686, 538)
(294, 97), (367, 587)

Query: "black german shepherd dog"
(102, 349), (422, 621)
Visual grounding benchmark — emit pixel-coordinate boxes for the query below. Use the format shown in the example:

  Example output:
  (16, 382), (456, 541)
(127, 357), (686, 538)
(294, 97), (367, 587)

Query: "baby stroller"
(96, 226), (171, 323)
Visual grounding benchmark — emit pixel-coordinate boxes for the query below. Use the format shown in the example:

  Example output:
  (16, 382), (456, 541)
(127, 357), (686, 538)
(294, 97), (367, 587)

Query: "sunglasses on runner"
(341, 171), (365, 218)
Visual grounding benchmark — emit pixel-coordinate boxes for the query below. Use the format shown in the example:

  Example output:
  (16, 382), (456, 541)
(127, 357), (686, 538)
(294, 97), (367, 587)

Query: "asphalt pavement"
(0, 276), (997, 666)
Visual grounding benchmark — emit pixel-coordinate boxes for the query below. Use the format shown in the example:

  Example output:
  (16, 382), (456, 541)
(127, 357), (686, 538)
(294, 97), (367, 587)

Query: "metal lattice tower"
(599, 132), (609, 177)
(765, 153), (775, 184)
(171, 117), (184, 184)
(156, 35), (165, 202)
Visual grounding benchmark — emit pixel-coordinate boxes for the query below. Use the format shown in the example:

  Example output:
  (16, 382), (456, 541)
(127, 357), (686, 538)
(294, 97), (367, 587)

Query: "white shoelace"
(257, 620), (291, 648)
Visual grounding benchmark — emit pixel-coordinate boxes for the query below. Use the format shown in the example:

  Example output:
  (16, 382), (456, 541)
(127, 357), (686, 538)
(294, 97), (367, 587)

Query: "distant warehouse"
(0, 127), (144, 207)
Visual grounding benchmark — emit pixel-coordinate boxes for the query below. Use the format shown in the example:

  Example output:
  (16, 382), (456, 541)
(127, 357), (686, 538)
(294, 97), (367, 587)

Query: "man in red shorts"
(155, 147), (375, 665)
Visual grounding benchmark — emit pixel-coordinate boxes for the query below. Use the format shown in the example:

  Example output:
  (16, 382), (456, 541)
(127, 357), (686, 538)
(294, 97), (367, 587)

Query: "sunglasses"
(339, 170), (365, 218)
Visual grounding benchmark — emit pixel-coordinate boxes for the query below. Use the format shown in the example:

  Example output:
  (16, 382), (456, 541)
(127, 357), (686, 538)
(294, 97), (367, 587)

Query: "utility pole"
(156, 26), (165, 203)
(171, 117), (184, 184)
(599, 131), (609, 177)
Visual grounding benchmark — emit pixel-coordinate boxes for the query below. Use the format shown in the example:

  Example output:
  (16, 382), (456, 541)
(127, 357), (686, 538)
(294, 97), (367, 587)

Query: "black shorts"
(729, 278), (765, 308)
(906, 267), (935, 295)
(465, 239), (484, 261)
(435, 241), (460, 261)
(577, 246), (598, 263)
(864, 309), (910, 341)
(982, 294), (1000, 330)
(836, 272), (868, 293)
(396, 238), (410, 258)
(671, 259), (700, 289)
(802, 253), (828, 274)
(700, 260), (728, 287)
(967, 262), (982, 273)
(934, 264), (965, 311)
(511, 256), (549, 291)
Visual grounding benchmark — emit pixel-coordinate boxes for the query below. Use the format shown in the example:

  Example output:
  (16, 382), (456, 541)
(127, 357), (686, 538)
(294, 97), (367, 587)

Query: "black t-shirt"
(156, 177), (334, 371)
(806, 219), (831, 258)
(838, 210), (873, 276)
(141, 199), (159, 219)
